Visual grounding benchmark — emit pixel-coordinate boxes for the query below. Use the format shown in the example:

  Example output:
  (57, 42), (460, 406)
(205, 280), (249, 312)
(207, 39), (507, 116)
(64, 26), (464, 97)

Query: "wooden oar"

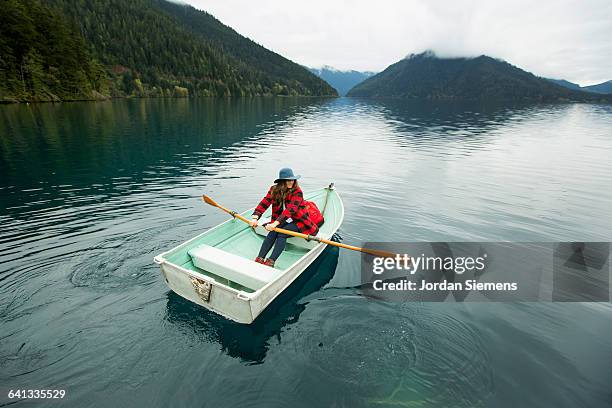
(202, 194), (399, 259)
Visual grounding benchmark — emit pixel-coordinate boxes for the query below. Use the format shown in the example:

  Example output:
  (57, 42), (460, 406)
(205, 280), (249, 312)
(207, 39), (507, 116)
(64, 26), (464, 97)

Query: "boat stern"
(155, 255), (256, 324)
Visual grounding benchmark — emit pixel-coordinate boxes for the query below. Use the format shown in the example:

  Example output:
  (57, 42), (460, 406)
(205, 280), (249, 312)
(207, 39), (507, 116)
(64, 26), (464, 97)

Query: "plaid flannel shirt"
(253, 185), (320, 235)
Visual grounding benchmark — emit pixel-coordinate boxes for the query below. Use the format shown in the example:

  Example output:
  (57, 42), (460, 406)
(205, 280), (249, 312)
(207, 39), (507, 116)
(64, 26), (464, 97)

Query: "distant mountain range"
(347, 51), (611, 102)
(546, 78), (612, 94)
(308, 66), (376, 96)
(1, 0), (336, 102)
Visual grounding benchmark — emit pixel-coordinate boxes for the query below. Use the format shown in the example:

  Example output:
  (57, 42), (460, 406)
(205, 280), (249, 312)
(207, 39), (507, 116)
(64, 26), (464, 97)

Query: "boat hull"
(158, 242), (327, 323)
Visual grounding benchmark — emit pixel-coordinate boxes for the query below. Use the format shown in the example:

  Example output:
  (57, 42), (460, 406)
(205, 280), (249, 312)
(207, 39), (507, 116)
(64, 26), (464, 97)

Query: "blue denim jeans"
(257, 222), (300, 261)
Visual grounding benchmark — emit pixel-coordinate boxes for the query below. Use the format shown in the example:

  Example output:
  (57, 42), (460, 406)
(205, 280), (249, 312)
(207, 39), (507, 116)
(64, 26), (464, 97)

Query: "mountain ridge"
(584, 80), (612, 94)
(547, 78), (612, 94)
(347, 51), (611, 103)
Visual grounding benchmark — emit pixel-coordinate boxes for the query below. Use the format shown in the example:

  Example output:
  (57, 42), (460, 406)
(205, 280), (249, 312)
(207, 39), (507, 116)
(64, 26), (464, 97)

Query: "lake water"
(1, 98), (611, 407)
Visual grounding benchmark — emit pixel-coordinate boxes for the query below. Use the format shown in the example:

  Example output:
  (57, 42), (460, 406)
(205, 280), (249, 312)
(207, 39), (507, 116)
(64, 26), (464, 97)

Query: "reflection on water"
(0, 98), (330, 211)
(165, 245), (339, 364)
(1, 97), (612, 407)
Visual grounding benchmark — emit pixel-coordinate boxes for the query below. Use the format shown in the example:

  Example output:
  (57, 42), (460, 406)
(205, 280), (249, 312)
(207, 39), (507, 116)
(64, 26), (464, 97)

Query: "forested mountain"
(0, 0), (337, 102)
(156, 0), (335, 97)
(545, 79), (581, 91)
(347, 51), (611, 102)
(583, 80), (612, 94)
(308, 66), (376, 96)
(546, 78), (612, 94)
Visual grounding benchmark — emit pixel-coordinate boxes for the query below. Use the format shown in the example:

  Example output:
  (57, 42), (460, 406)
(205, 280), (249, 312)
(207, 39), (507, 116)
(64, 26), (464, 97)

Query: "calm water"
(1, 98), (611, 407)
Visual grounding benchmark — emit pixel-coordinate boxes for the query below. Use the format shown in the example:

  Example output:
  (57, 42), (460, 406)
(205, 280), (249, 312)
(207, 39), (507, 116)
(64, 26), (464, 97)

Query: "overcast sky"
(184, 0), (612, 86)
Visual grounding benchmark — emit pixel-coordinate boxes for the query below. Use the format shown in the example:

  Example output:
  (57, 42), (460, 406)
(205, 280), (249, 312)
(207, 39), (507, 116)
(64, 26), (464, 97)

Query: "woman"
(250, 168), (323, 267)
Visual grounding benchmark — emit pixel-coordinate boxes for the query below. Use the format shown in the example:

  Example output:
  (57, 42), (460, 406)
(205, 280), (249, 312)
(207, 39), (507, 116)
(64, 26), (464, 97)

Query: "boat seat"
(253, 216), (319, 250)
(188, 245), (283, 290)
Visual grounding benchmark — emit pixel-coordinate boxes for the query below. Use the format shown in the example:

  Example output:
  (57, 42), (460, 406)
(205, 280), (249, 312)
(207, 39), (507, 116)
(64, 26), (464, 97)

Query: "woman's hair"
(272, 180), (298, 206)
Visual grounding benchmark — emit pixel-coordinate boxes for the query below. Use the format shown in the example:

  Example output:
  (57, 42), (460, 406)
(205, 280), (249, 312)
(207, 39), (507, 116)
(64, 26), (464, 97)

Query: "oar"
(202, 194), (399, 259)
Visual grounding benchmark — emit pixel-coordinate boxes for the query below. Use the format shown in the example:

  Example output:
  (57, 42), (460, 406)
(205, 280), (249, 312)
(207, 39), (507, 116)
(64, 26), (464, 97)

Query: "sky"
(183, 0), (612, 86)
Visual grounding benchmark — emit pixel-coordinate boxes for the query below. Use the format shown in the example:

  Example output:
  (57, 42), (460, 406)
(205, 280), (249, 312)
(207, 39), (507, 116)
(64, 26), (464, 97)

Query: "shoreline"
(4, 94), (611, 106)
(0, 94), (340, 105)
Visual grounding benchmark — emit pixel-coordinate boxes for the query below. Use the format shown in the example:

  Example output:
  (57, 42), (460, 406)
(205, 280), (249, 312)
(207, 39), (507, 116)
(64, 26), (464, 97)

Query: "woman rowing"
(250, 168), (324, 267)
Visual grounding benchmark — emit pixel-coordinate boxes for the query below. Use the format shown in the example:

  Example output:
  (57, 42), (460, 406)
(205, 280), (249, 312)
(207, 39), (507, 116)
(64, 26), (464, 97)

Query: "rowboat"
(154, 184), (344, 324)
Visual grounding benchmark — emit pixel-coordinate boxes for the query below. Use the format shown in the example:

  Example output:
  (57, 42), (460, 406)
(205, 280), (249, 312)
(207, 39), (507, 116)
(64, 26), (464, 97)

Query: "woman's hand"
(250, 216), (259, 228)
(265, 220), (280, 231)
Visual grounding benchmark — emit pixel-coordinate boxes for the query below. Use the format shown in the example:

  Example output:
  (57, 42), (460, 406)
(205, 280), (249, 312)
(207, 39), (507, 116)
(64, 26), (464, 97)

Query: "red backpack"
(304, 201), (324, 226)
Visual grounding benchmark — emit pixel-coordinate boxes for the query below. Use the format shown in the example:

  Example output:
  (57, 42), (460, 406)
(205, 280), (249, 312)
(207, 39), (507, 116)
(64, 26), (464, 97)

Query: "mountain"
(1, 0), (337, 102)
(308, 66), (376, 96)
(583, 80), (612, 94)
(546, 78), (612, 94)
(546, 78), (581, 91)
(347, 51), (611, 102)
(155, 0), (336, 97)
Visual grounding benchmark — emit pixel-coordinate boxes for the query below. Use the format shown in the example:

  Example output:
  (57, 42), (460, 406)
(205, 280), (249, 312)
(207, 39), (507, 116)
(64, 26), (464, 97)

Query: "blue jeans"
(257, 222), (300, 261)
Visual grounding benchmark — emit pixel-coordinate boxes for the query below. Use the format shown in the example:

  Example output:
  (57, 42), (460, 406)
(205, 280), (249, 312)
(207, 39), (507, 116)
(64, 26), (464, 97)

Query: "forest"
(0, 0), (337, 102)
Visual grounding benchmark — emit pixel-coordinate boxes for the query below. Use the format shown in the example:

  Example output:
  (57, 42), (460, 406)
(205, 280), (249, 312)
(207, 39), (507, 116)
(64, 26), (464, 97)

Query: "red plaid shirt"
(253, 185), (320, 235)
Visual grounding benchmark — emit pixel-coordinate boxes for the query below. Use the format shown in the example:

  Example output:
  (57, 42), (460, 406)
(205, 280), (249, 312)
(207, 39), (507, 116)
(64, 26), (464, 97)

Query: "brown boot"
(263, 258), (275, 268)
(254, 256), (265, 264)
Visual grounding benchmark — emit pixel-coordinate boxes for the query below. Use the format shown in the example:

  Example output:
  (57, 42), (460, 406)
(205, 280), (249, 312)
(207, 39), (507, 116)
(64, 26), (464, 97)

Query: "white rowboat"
(154, 184), (344, 324)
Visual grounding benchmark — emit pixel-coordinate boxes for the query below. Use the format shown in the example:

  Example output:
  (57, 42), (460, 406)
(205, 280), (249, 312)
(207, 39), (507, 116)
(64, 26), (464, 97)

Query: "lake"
(1, 97), (611, 407)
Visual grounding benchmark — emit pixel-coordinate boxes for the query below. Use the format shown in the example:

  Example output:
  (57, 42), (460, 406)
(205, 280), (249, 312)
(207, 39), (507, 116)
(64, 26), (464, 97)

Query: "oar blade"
(202, 195), (218, 207)
(361, 248), (402, 259)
